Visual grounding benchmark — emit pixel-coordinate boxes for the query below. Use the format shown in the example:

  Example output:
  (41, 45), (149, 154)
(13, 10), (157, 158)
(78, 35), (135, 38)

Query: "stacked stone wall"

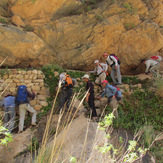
(0, 69), (49, 111)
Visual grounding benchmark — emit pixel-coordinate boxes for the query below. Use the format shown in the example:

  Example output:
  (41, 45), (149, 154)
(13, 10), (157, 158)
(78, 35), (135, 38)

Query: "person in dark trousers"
(0, 94), (16, 132)
(58, 73), (76, 112)
(82, 74), (98, 121)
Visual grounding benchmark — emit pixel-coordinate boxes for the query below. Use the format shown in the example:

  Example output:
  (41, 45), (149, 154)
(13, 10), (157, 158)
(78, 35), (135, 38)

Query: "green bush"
(23, 25), (34, 32)
(113, 90), (163, 131)
(0, 18), (7, 24)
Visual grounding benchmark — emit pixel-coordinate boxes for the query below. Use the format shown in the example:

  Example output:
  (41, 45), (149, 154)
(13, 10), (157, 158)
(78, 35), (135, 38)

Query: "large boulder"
(0, 0), (162, 74)
(11, 0), (82, 26)
(0, 24), (55, 67)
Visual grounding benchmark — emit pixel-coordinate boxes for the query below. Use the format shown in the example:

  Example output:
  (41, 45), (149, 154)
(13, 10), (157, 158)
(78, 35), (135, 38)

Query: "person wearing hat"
(141, 59), (160, 78)
(103, 53), (122, 85)
(89, 60), (108, 85)
(82, 74), (98, 120)
(97, 80), (122, 118)
(58, 72), (76, 112)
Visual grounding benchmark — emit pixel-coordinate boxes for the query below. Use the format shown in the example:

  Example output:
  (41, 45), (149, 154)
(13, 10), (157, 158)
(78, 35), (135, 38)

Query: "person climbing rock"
(58, 72), (76, 112)
(0, 94), (16, 132)
(89, 60), (108, 85)
(82, 74), (98, 121)
(16, 85), (37, 133)
(103, 53), (122, 85)
(141, 59), (160, 78)
(97, 80), (122, 118)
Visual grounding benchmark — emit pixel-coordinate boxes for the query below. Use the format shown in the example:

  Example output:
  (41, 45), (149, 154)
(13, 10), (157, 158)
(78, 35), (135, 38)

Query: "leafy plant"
(0, 120), (13, 146)
(23, 25), (34, 32)
(123, 3), (137, 14)
(125, 23), (135, 30)
(0, 18), (7, 24)
(114, 90), (163, 131)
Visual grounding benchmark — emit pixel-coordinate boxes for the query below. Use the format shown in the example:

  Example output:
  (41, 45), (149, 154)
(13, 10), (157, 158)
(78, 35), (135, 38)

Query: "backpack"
(150, 56), (162, 62)
(109, 54), (121, 65)
(16, 85), (28, 104)
(65, 75), (73, 88)
(113, 86), (122, 99)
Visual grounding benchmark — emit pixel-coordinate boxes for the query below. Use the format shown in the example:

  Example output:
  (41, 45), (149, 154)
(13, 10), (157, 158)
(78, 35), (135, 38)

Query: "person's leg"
(66, 88), (73, 109)
(4, 107), (9, 129)
(116, 65), (122, 84)
(8, 107), (15, 132)
(111, 65), (117, 84)
(19, 104), (27, 132)
(26, 104), (37, 125)
(95, 76), (101, 85)
(88, 98), (97, 118)
(99, 73), (106, 83)
(109, 97), (118, 118)
(150, 64), (160, 77)
(59, 90), (67, 110)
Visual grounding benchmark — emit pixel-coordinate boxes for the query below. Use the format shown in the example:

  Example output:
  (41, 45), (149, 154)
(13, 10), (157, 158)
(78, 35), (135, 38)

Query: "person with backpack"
(58, 73), (76, 112)
(82, 74), (98, 121)
(141, 58), (160, 78)
(103, 53), (122, 85)
(97, 80), (122, 118)
(89, 60), (108, 85)
(0, 94), (16, 132)
(16, 85), (37, 133)
(149, 51), (162, 62)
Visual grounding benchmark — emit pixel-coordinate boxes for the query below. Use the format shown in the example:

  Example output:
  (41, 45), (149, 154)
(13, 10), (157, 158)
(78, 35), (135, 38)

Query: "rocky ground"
(0, 72), (162, 163)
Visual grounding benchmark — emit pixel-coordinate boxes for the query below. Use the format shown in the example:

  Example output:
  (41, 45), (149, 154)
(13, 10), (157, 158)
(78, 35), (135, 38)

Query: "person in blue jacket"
(97, 80), (122, 118)
(1, 94), (16, 132)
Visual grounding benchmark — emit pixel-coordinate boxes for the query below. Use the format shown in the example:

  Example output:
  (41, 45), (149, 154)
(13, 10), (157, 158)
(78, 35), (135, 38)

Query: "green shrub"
(23, 25), (34, 32)
(0, 18), (7, 24)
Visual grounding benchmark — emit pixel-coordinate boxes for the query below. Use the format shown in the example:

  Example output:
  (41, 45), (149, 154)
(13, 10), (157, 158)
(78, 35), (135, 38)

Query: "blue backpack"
(16, 85), (28, 104)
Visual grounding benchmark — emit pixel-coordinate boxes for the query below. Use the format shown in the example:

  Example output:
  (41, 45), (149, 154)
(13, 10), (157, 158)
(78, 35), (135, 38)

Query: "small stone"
(21, 71), (26, 75)
(33, 79), (44, 83)
(39, 101), (48, 107)
(27, 71), (32, 75)
(37, 95), (46, 101)
(32, 85), (40, 91)
(30, 100), (37, 105)
(34, 105), (42, 111)
(32, 70), (37, 75)
(54, 71), (59, 77)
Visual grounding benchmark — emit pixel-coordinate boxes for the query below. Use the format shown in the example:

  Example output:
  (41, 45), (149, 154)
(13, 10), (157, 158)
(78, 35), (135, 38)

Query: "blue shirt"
(101, 84), (122, 98)
(1, 96), (16, 108)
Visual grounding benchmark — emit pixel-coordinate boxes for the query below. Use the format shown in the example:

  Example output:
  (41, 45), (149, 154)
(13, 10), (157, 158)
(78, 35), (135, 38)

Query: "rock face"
(0, 0), (162, 74)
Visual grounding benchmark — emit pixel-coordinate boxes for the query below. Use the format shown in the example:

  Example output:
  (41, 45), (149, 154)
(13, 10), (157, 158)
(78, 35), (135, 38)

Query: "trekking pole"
(0, 56), (8, 67)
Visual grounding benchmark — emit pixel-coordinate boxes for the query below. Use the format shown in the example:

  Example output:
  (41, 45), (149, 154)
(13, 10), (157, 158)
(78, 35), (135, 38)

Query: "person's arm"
(0, 99), (5, 107)
(100, 89), (106, 98)
(28, 91), (35, 100)
(89, 67), (97, 74)
(110, 56), (118, 67)
(145, 61), (150, 73)
(86, 92), (90, 102)
(101, 63), (108, 71)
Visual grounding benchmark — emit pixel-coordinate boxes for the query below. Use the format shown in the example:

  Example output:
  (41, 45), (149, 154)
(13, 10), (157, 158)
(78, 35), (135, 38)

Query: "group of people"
(1, 85), (37, 133)
(57, 52), (162, 121)
(0, 52), (162, 132)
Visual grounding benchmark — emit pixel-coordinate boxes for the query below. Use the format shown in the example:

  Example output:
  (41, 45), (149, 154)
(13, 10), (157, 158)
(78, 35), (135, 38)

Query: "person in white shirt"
(103, 53), (122, 85)
(142, 59), (160, 77)
(89, 60), (108, 85)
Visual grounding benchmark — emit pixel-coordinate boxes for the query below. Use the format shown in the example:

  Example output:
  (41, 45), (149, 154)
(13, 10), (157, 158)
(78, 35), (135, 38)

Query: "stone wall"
(0, 69), (49, 111)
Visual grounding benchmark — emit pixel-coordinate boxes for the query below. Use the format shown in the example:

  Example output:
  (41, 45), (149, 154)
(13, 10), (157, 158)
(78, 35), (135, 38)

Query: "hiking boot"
(18, 130), (23, 133)
(31, 123), (36, 126)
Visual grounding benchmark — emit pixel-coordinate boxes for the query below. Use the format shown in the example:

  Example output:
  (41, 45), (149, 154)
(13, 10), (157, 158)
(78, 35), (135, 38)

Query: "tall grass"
(155, 76), (163, 98)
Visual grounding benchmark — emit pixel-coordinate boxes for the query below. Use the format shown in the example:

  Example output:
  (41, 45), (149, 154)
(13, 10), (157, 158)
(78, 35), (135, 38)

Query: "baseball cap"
(101, 80), (108, 84)
(94, 60), (99, 63)
(82, 74), (89, 79)
(103, 53), (109, 56)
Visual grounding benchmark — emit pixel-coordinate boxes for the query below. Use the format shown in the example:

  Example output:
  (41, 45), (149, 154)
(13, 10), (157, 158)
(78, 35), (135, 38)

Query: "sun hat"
(82, 74), (89, 79)
(94, 60), (99, 63)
